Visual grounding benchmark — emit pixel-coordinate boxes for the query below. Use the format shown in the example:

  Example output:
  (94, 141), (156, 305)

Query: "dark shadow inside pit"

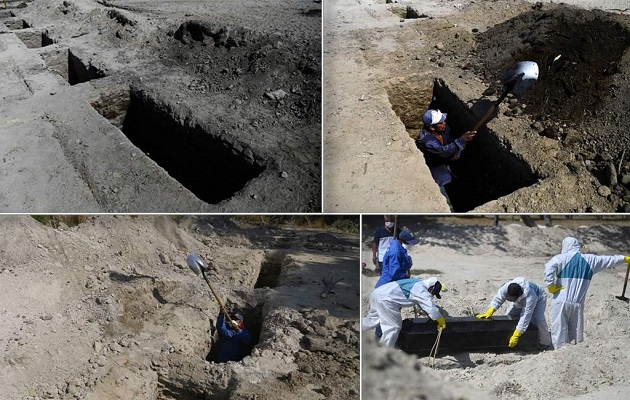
(389, 6), (427, 19)
(387, 77), (540, 212)
(68, 50), (106, 85)
(206, 303), (263, 363)
(15, 30), (52, 49)
(121, 89), (266, 204)
(254, 253), (283, 289)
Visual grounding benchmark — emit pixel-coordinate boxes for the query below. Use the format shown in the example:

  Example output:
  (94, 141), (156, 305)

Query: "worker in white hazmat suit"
(476, 277), (551, 349)
(544, 237), (630, 349)
(362, 277), (445, 347)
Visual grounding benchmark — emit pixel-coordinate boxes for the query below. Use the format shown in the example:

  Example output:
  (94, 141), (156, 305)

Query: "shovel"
(616, 261), (630, 303)
(471, 61), (539, 132)
(187, 253), (240, 328)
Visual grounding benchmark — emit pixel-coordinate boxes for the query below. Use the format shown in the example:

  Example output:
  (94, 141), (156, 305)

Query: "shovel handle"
(620, 262), (630, 298)
(202, 272), (237, 328)
(471, 105), (496, 132)
(471, 89), (511, 132)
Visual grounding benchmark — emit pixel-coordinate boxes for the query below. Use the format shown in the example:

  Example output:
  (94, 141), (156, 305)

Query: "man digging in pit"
(416, 109), (476, 210)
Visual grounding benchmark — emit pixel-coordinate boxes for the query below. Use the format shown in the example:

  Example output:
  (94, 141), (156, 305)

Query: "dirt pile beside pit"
(474, 8), (630, 122)
(472, 5), (630, 210)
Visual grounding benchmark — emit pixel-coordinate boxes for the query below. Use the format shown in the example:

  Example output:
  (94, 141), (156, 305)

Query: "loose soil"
(361, 215), (630, 400)
(0, 216), (359, 399)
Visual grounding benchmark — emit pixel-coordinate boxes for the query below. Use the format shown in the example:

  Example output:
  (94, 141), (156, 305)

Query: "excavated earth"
(0, 216), (359, 399)
(324, 0), (630, 212)
(0, 0), (321, 212)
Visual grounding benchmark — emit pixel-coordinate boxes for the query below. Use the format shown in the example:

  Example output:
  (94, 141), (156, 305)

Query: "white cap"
(422, 109), (447, 126)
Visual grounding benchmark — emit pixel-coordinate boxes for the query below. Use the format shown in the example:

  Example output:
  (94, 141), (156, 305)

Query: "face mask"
(385, 222), (394, 228)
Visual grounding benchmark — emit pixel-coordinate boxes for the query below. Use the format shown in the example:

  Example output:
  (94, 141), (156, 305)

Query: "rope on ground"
(428, 327), (443, 368)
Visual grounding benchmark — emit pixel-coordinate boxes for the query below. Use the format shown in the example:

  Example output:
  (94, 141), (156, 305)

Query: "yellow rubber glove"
(625, 255), (630, 264)
(548, 284), (563, 294)
(475, 307), (495, 319)
(508, 330), (522, 348)
(436, 316), (446, 331)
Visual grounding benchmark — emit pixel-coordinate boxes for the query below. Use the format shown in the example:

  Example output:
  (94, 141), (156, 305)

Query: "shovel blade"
(500, 61), (539, 97)
(186, 253), (207, 275)
(615, 295), (629, 303)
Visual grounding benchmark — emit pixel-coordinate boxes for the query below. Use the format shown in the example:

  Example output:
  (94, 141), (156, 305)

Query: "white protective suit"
(489, 277), (551, 346)
(544, 237), (625, 349)
(362, 278), (442, 347)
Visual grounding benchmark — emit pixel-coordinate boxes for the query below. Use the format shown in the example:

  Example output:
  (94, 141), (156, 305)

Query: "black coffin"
(396, 316), (540, 355)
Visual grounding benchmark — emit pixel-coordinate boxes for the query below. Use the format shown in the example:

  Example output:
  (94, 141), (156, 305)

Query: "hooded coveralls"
(375, 240), (412, 289)
(489, 277), (551, 346)
(362, 278), (442, 347)
(544, 237), (625, 349)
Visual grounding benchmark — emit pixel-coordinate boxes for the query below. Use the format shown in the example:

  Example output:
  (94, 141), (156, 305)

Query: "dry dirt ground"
(0, 216), (359, 400)
(361, 215), (630, 400)
(0, 0), (321, 212)
(325, 0), (630, 213)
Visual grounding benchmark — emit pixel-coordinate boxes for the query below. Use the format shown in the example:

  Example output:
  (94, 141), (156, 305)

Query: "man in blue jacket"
(216, 312), (252, 362)
(375, 229), (419, 289)
(416, 109), (476, 208)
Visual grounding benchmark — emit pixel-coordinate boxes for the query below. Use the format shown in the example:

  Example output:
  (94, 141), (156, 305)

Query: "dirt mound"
(474, 7), (630, 123)
(471, 5), (630, 210)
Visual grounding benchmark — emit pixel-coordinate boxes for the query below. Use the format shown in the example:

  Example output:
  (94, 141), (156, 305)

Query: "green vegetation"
(230, 216), (359, 234)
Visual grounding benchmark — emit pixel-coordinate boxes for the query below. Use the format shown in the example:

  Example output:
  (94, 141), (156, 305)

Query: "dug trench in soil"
(121, 88), (266, 204)
(4, 18), (29, 29)
(389, 5), (428, 20)
(254, 252), (284, 289)
(388, 78), (539, 212)
(14, 29), (53, 49)
(471, 6), (630, 209)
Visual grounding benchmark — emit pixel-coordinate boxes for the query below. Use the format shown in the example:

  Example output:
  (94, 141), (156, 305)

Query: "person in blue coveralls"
(374, 229), (419, 289)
